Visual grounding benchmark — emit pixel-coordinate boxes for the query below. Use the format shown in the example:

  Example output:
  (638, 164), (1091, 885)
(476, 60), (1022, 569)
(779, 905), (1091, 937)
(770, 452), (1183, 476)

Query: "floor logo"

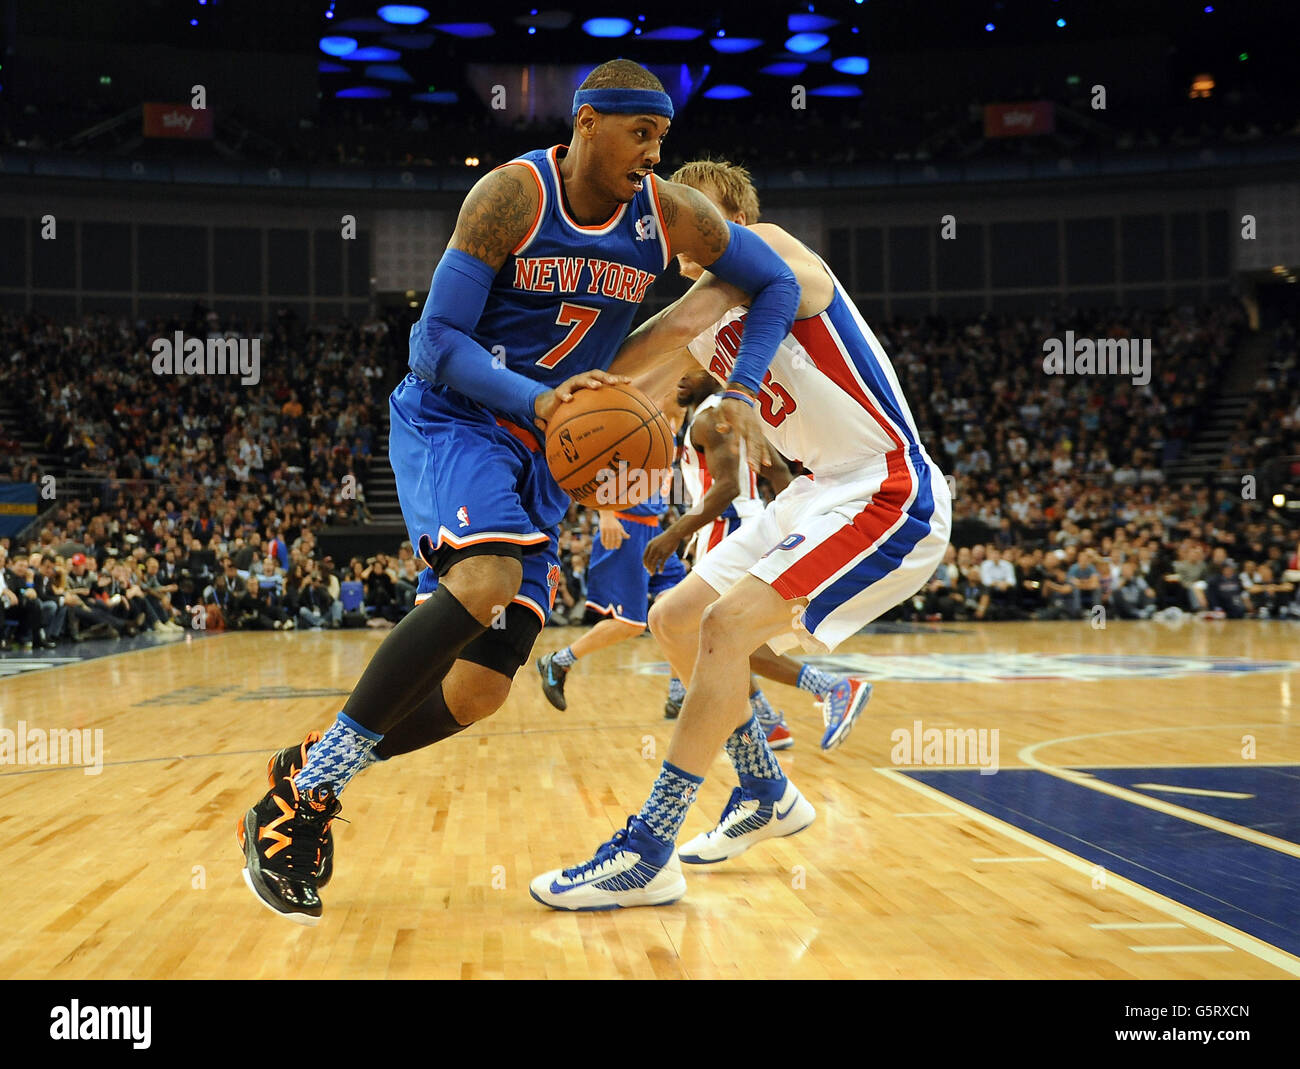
(800, 654), (1300, 683)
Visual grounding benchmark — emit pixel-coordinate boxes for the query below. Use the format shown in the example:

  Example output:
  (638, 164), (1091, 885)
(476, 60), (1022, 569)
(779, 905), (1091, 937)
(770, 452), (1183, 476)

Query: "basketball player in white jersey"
(530, 159), (951, 910)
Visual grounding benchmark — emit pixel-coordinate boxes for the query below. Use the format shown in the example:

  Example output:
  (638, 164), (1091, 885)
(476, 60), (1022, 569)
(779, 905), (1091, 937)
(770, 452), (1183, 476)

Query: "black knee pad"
(458, 601), (543, 678)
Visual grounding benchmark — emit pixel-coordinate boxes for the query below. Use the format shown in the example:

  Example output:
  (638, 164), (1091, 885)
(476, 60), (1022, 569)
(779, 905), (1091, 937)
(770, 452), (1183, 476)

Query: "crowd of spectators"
(0, 305), (409, 648)
(0, 306), (395, 511)
(2, 302), (1298, 651)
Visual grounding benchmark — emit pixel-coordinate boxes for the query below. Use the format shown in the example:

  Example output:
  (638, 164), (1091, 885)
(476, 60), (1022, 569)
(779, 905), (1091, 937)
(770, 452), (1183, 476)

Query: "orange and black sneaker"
(237, 775), (340, 925)
(266, 731), (334, 886)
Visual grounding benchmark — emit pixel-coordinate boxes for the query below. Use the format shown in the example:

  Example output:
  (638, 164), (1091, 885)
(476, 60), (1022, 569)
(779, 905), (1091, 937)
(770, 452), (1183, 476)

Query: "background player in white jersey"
(531, 159), (951, 910)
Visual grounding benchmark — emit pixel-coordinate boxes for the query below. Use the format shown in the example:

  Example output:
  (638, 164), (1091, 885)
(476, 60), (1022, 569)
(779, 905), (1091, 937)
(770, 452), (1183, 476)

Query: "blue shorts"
(586, 515), (686, 627)
(389, 374), (571, 570)
(414, 530), (561, 627)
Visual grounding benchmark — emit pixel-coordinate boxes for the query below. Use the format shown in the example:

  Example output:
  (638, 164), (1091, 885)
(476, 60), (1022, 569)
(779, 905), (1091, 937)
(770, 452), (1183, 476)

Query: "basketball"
(545, 383), (674, 509)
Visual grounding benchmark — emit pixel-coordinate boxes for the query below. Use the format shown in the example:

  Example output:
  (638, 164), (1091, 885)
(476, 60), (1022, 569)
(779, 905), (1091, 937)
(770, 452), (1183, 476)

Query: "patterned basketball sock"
(725, 715), (786, 802)
(668, 677), (686, 703)
(749, 688), (780, 727)
(636, 761), (704, 844)
(293, 713), (383, 794)
(552, 646), (577, 668)
(797, 664), (839, 698)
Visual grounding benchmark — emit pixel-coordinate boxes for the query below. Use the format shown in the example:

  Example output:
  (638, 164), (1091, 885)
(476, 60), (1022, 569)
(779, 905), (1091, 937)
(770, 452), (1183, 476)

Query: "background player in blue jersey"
(535, 493), (687, 712)
(237, 60), (801, 924)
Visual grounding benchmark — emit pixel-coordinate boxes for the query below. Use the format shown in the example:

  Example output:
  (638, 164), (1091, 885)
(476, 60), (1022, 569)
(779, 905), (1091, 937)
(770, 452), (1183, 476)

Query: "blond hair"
(669, 159), (760, 225)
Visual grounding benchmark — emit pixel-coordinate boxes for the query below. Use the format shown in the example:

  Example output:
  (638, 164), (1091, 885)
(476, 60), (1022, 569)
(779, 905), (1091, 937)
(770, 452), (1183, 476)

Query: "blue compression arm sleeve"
(408, 248), (548, 427)
(705, 223), (800, 394)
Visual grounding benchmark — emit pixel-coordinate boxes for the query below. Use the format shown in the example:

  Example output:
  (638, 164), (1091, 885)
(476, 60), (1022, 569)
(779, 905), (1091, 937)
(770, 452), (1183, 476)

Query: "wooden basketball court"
(1, 619), (1296, 979)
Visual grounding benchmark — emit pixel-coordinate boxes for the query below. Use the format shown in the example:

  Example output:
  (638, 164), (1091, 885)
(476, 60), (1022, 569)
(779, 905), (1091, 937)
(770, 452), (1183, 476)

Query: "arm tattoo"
(660, 179), (733, 263)
(660, 181), (729, 263)
(659, 187), (679, 229)
(448, 167), (536, 267)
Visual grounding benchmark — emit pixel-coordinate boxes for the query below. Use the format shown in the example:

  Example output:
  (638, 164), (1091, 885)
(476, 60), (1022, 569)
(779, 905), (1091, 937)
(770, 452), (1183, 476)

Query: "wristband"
(722, 389), (755, 407)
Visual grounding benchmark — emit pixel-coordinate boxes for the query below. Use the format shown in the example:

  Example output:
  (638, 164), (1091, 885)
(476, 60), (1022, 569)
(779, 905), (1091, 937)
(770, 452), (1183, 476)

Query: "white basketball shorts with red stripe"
(692, 446), (951, 654)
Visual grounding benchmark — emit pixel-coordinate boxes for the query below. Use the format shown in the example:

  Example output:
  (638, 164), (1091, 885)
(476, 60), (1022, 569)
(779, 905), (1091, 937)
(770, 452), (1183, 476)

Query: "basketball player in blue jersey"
(236, 61), (801, 924)
(531, 159), (947, 910)
(536, 491), (688, 713)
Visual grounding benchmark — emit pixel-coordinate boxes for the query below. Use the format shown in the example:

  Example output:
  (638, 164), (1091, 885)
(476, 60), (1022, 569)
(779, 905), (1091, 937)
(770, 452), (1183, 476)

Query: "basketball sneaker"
(529, 816), (685, 910)
(266, 731), (333, 886)
(237, 776), (340, 925)
(536, 651), (569, 711)
(819, 677), (873, 751)
(677, 780), (815, 865)
(765, 718), (793, 750)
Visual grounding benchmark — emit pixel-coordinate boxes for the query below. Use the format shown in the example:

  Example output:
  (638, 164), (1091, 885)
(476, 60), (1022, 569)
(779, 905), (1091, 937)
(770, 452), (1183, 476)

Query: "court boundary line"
(875, 766), (1300, 976)
(1017, 724), (1300, 859)
(0, 630), (225, 682)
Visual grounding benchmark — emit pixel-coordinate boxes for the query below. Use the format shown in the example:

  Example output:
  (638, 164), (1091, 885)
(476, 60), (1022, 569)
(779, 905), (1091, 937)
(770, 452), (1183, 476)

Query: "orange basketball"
(545, 383), (674, 509)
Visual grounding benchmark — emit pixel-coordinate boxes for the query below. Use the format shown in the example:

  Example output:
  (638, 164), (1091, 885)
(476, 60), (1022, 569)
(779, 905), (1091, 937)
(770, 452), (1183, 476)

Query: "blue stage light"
(433, 23), (494, 38)
(346, 46), (401, 61)
(788, 14), (837, 32)
(831, 56), (869, 74)
(641, 25), (703, 41)
(809, 84), (862, 98)
(985, 22), (995, 32)
(365, 64), (414, 83)
(411, 90), (458, 103)
(785, 32), (829, 53)
(320, 36), (358, 57)
(711, 37), (763, 53)
(377, 5), (428, 24)
(760, 62), (805, 76)
(336, 87), (391, 99)
(582, 18), (633, 37)
(702, 84), (751, 100)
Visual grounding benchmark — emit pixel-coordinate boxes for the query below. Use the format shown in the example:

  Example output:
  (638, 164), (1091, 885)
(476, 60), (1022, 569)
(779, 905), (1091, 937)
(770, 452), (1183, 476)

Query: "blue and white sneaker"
(677, 779), (815, 865)
(529, 817), (686, 911)
(819, 677), (873, 751)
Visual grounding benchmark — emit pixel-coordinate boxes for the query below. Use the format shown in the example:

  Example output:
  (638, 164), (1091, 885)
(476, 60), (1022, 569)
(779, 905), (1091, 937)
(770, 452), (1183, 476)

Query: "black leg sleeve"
(341, 586), (486, 735)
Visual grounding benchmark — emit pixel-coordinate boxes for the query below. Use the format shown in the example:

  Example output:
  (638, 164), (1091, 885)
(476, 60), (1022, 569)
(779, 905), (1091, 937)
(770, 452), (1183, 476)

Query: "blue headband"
(571, 87), (674, 119)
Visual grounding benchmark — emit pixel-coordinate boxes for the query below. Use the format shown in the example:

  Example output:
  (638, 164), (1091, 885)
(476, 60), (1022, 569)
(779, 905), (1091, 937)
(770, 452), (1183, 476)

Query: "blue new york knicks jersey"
(392, 144), (673, 572)
(471, 145), (670, 387)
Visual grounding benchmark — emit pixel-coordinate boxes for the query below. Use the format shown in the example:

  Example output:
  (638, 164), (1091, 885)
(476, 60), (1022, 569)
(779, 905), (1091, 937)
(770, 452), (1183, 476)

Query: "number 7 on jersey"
(536, 302), (601, 369)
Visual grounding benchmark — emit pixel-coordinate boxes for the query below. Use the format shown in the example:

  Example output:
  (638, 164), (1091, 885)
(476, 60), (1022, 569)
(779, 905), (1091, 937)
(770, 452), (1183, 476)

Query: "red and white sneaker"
(819, 677), (873, 750)
(765, 719), (794, 751)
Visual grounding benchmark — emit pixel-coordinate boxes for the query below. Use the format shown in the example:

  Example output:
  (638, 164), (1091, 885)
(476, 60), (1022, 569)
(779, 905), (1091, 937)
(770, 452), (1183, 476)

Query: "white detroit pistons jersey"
(685, 266), (930, 475)
(679, 393), (764, 520)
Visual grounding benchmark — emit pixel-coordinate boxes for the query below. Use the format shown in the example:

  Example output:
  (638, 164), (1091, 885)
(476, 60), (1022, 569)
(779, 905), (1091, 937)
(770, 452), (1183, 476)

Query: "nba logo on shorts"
(546, 564), (562, 608)
(456, 506), (470, 528)
(762, 533), (806, 559)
